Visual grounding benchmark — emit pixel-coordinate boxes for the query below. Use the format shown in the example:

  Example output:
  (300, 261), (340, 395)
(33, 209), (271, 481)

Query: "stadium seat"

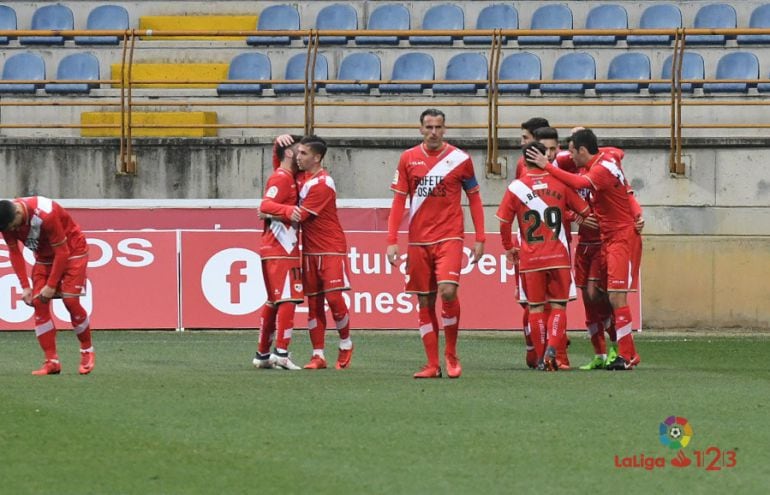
(0, 5), (17, 45)
(433, 53), (487, 94)
(217, 53), (271, 95)
(20, 4), (74, 45)
(380, 52), (435, 93)
(326, 52), (380, 93)
(540, 52), (595, 94)
(497, 52), (540, 94)
(649, 52), (705, 94)
(463, 4), (518, 45)
(737, 5), (770, 45)
(703, 52), (759, 93)
(355, 4), (409, 45)
(45, 53), (100, 94)
(409, 4), (463, 45)
(274, 53), (329, 94)
(626, 4), (682, 45)
(573, 4), (627, 46)
(518, 4), (572, 45)
(595, 53), (650, 94)
(247, 5), (299, 46)
(75, 5), (129, 45)
(0, 52), (45, 94)
(308, 3), (357, 45)
(687, 3), (736, 45)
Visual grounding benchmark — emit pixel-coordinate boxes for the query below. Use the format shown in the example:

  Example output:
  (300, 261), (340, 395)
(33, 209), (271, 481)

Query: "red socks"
(275, 302), (295, 351)
(614, 305), (636, 360)
(528, 311), (547, 361)
(418, 305), (440, 367)
(441, 297), (460, 358)
(258, 304), (277, 355)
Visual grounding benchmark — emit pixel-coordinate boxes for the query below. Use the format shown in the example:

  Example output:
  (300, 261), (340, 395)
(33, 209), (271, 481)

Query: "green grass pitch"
(1, 330), (768, 494)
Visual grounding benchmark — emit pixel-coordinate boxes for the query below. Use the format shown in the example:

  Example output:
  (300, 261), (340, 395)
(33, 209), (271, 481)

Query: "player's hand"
(582, 214), (600, 230)
(22, 287), (34, 306)
(275, 134), (295, 148)
(38, 285), (56, 303)
(290, 206), (302, 222)
(524, 147), (549, 169)
(635, 216), (645, 234)
(257, 207), (269, 220)
(504, 247), (520, 266)
(386, 244), (399, 266)
(470, 241), (484, 265)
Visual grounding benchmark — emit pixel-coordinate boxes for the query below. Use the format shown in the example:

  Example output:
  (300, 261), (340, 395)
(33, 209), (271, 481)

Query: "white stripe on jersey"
(597, 158), (626, 186)
(409, 148), (469, 225)
(36, 196), (53, 213)
(269, 221), (298, 254)
(508, 180), (569, 254)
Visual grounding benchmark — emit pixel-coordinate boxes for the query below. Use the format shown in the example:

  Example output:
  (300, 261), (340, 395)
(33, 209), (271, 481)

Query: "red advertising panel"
(0, 231), (178, 330)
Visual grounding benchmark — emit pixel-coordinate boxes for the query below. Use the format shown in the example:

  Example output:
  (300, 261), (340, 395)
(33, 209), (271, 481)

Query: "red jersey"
(298, 169), (347, 255)
(496, 172), (589, 272)
(259, 168), (299, 259)
(391, 143), (480, 244)
(515, 152), (577, 179)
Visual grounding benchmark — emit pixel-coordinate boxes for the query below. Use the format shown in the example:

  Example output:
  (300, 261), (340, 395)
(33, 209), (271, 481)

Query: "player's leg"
(303, 255), (327, 369)
(407, 245), (441, 378)
(29, 263), (60, 375)
(254, 259), (278, 368)
(604, 233), (642, 370)
(272, 260), (303, 370)
(543, 269), (571, 371)
(318, 255), (353, 369)
(524, 271), (548, 369)
(516, 271), (536, 368)
(435, 240), (464, 378)
(59, 255), (94, 374)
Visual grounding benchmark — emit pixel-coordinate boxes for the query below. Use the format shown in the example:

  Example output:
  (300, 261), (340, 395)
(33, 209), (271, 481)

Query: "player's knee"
(438, 284), (457, 301)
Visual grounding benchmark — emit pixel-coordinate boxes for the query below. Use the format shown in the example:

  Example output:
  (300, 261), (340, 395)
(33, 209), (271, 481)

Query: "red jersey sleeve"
(3, 232), (30, 289)
(495, 189), (518, 224)
(390, 153), (410, 195)
(545, 163), (593, 190)
(300, 180), (334, 217)
(565, 186), (590, 218)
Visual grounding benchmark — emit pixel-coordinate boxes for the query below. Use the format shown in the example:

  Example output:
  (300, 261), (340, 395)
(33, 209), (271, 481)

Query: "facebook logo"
(201, 249), (266, 315)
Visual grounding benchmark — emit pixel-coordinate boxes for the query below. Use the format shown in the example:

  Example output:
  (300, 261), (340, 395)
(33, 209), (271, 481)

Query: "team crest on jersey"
(392, 170), (399, 184)
(265, 185), (279, 198)
(294, 283), (303, 292)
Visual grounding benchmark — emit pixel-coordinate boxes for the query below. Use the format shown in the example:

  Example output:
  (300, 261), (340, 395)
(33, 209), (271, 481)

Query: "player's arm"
(628, 191), (644, 233)
(526, 146), (593, 190)
(4, 232), (31, 288)
(290, 183), (334, 223)
(565, 188), (591, 220)
(461, 161), (485, 263)
(259, 176), (294, 221)
(41, 220), (70, 301)
(386, 191), (406, 266)
(495, 190), (519, 265)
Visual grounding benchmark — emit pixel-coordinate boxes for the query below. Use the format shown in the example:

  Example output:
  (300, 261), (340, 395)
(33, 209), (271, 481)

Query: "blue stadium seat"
(308, 3), (357, 45)
(703, 52), (759, 93)
(0, 52), (45, 94)
(497, 52), (540, 94)
(409, 4), (463, 45)
(0, 5), (17, 45)
(355, 4), (409, 45)
(75, 5), (129, 45)
(573, 4), (627, 46)
(649, 53), (705, 94)
(737, 5), (770, 45)
(45, 53), (100, 94)
(326, 52), (380, 93)
(274, 53), (329, 94)
(433, 53), (487, 94)
(518, 4), (572, 45)
(217, 53), (271, 95)
(540, 52), (595, 94)
(595, 53), (650, 94)
(20, 4), (74, 45)
(247, 5), (299, 46)
(463, 4), (518, 45)
(627, 4), (682, 45)
(687, 3), (736, 45)
(380, 52), (434, 93)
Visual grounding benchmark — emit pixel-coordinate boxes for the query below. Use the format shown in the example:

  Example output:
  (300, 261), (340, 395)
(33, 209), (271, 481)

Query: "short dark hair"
(521, 117), (550, 135)
(300, 134), (328, 161)
(522, 141), (547, 167)
(571, 128), (599, 154)
(0, 200), (16, 231)
(420, 108), (446, 125)
(276, 135), (303, 161)
(533, 126), (559, 142)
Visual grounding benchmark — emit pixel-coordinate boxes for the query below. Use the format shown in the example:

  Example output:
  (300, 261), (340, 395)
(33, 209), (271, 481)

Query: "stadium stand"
(572, 4), (627, 46)
(44, 52), (100, 94)
(649, 52), (705, 93)
(0, 4), (16, 45)
(74, 5), (129, 45)
(273, 53), (329, 94)
(308, 3), (357, 45)
(433, 52), (487, 94)
(703, 51), (760, 93)
(409, 3), (463, 45)
(540, 52), (596, 94)
(380, 52), (435, 94)
(139, 15), (257, 41)
(325, 52), (380, 93)
(0, 52), (45, 93)
(111, 63), (228, 89)
(247, 4), (299, 46)
(595, 52), (651, 94)
(518, 4), (572, 46)
(626, 4), (682, 46)
(81, 111), (218, 137)
(687, 3), (736, 45)
(463, 4), (518, 45)
(217, 53), (271, 95)
(737, 4), (770, 44)
(355, 3), (409, 45)
(20, 3), (73, 45)
(497, 52), (540, 94)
